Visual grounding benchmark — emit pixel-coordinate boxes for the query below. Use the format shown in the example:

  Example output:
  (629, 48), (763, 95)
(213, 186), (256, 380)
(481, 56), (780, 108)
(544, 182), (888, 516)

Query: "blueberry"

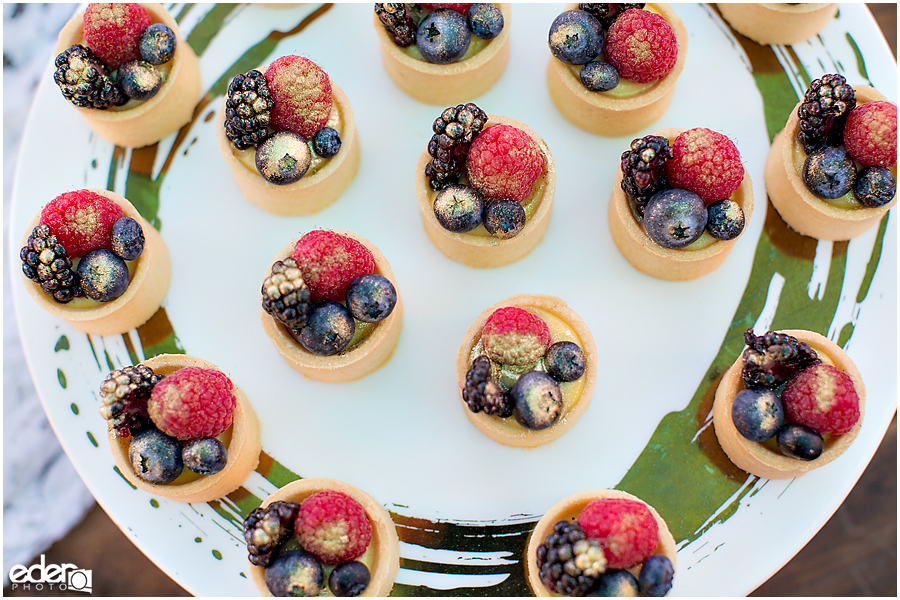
(731, 388), (784, 442)
(467, 3), (504, 40)
(256, 131), (311, 185)
(265, 550), (324, 597)
(328, 561), (371, 597)
(587, 569), (640, 596)
(643, 188), (708, 249)
(182, 437), (228, 475)
(313, 127), (342, 158)
(434, 184), (483, 232)
(483, 198), (525, 239)
(77, 249), (130, 302)
(417, 8), (471, 65)
(297, 301), (356, 356)
(803, 146), (857, 199)
(118, 60), (163, 100)
(638, 554), (675, 597)
(139, 23), (177, 65)
(777, 423), (824, 461)
(854, 165), (896, 207)
(129, 429), (183, 484)
(706, 198), (745, 241)
(110, 216), (145, 261)
(346, 274), (397, 323)
(580, 61), (619, 92)
(510, 371), (562, 430)
(544, 341), (585, 382)
(548, 10), (604, 65)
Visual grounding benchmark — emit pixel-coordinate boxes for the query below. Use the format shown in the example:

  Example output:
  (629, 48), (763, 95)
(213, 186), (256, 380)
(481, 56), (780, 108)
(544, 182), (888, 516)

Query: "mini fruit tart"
(18, 188), (170, 335)
(260, 230), (403, 383)
(608, 127), (754, 281)
(244, 478), (400, 597)
(373, 3), (512, 105)
(717, 3), (838, 46)
(546, 4), (687, 137)
(765, 75), (897, 240)
(52, 2), (201, 148)
(713, 329), (865, 480)
(526, 489), (677, 597)
(100, 354), (261, 503)
(415, 103), (556, 268)
(456, 294), (597, 448)
(216, 56), (361, 216)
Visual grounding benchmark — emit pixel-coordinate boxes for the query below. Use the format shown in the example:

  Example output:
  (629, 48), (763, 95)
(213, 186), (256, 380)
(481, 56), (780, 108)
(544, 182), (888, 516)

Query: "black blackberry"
(243, 501), (301, 567)
(99, 364), (164, 438)
(620, 134), (673, 213)
(53, 44), (127, 110)
(426, 103), (488, 191)
(741, 329), (821, 390)
(578, 3), (645, 27)
(375, 3), (417, 48)
(536, 520), (607, 596)
(224, 70), (275, 150)
(261, 258), (311, 331)
(797, 73), (857, 154)
(19, 225), (83, 304)
(462, 355), (513, 417)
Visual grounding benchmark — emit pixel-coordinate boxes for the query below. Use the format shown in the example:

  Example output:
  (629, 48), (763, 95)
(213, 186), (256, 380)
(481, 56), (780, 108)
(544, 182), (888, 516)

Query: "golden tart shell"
(248, 478), (400, 597)
(712, 329), (865, 480)
(260, 231), (403, 383)
(20, 189), (171, 335)
(373, 4), (512, 105)
(108, 354), (261, 503)
(415, 114), (556, 268)
(216, 80), (360, 216)
(764, 85), (897, 241)
(546, 3), (687, 137)
(456, 294), (597, 448)
(717, 3), (838, 46)
(54, 2), (201, 149)
(607, 127), (754, 281)
(525, 489), (677, 596)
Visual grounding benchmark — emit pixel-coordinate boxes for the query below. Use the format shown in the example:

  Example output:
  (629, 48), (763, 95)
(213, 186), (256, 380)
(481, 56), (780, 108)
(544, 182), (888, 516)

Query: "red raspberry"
(782, 364), (861, 435)
(294, 491), (372, 564)
(466, 124), (543, 202)
(82, 3), (153, 70)
(39, 190), (124, 258)
(481, 307), (551, 368)
(421, 3), (474, 14)
(843, 101), (897, 167)
(147, 367), (236, 440)
(605, 9), (678, 84)
(577, 498), (659, 570)
(292, 231), (376, 303)
(265, 56), (333, 140)
(666, 128), (744, 204)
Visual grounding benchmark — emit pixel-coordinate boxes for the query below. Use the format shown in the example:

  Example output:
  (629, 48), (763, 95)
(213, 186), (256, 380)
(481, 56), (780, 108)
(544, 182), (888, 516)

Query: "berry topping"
(638, 554), (675, 597)
(256, 131), (312, 185)
(621, 134), (673, 208)
(536, 520), (607, 596)
(481, 306), (551, 368)
(375, 3), (417, 48)
(741, 329), (820, 390)
(797, 74), (856, 154)
(76, 249), (129, 302)
(548, 10), (605, 66)
(422, 3), (474, 14)
(99, 364), (162, 438)
(466, 124), (543, 202)
(579, 3), (647, 28)
(802, 146), (857, 199)
(467, 4), (504, 40)
(433, 184), (484, 232)
(53, 44), (127, 110)
(128, 429), (183, 484)
(244, 501), (301, 567)
(345, 274), (397, 323)
(731, 388), (784, 442)
(605, 9), (678, 84)
(139, 23), (176, 65)
(854, 166), (896, 208)
(40, 190), (124, 258)
(118, 60), (162, 100)
(843, 101), (898, 167)
(329, 561), (371, 597)
(666, 128), (744, 204)
(224, 69), (275, 150)
(313, 127), (342, 158)
(20, 225), (83, 304)
(776, 423), (825, 461)
(463, 355), (513, 417)
(417, 8), (471, 65)
(577, 498), (659, 569)
(580, 61), (619, 92)
(296, 302), (356, 356)
(110, 216), (145, 261)
(426, 103), (488, 191)
(591, 569), (640, 596)
(265, 550), (324, 597)
(148, 367), (236, 440)
(781, 363), (861, 435)
(642, 188), (707, 249)
(82, 3), (152, 70)
(545, 341), (586, 382)
(265, 56), (333, 139)
(181, 437), (228, 475)
(705, 198), (745, 241)
(295, 491), (373, 565)
(292, 230), (377, 302)
(262, 257), (312, 331)
(483, 198), (526, 239)
(511, 372), (563, 430)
